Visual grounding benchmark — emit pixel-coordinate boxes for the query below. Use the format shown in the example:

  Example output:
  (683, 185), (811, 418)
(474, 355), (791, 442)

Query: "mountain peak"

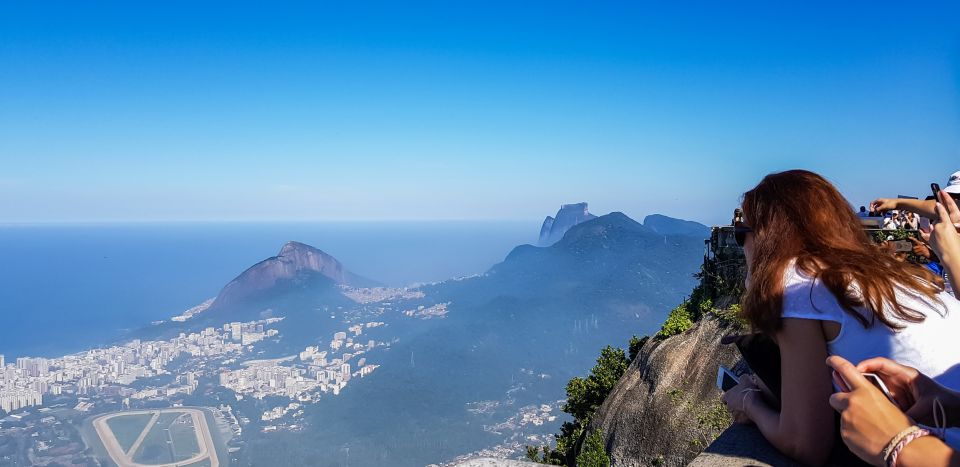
(279, 240), (323, 257)
(538, 202), (597, 246)
(211, 241), (380, 308)
(552, 211), (649, 246)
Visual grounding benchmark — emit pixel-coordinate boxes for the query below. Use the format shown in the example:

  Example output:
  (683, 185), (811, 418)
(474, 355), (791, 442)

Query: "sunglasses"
(734, 221), (753, 247)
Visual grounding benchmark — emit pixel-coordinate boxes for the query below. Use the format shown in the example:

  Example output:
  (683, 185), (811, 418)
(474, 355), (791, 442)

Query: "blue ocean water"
(0, 221), (536, 359)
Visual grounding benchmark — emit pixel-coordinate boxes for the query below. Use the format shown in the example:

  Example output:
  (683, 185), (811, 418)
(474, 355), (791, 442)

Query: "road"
(92, 408), (220, 467)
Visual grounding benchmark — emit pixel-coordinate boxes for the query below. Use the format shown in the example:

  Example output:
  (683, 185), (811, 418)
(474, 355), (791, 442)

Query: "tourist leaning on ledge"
(827, 356), (960, 466)
(721, 170), (960, 466)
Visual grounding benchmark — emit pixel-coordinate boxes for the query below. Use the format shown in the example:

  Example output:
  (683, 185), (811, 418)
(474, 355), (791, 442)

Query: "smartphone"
(863, 373), (898, 405)
(919, 217), (931, 231)
(717, 366), (739, 392)
(832, 370), (897, 405)
(892, 240), (913, 253)
(932, 183), (942, 201)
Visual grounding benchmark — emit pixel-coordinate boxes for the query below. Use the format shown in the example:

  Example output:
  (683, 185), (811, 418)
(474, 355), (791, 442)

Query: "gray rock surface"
(588, 316), (742, 467)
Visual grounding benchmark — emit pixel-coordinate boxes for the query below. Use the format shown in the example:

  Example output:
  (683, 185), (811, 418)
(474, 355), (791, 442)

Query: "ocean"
(0, 221), (536, 359)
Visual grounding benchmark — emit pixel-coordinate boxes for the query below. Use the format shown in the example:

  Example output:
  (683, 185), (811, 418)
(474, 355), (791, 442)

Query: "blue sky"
(1, 1), (958, 225)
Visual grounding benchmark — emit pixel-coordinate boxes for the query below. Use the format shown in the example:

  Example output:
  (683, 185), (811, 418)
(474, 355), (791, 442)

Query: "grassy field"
(104, 413), (154, 454)
(131, 412), (194, 465)
(170, 414), (201, 461)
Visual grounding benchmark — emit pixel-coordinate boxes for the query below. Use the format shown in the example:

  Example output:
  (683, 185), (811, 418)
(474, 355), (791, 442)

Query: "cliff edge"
(588, 316), (743, 466)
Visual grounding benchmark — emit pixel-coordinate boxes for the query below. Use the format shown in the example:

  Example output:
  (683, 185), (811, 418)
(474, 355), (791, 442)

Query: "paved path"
(125, 411), (160, 458)
(92, 408), (219, 467)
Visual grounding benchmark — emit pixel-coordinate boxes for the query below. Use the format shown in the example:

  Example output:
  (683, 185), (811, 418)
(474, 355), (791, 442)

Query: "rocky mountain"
(488, 212), (702, 312)
(538, 202), (597, 246)
(589, 316), (741, 466)
(210, 241), (380, 308)
(155, 212), (709, 467)
(643, 214), (710, 238)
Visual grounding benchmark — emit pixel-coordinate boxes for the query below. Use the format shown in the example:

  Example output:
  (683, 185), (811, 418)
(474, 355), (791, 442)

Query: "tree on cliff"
(527, 345), (627, 465)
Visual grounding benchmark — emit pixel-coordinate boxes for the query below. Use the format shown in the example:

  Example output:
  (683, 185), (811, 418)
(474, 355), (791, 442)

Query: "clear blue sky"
(1, 1), (958, 225)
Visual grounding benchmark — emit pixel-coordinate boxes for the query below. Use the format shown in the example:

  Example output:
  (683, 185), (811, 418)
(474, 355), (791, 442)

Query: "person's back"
(781, 261), (960, 389)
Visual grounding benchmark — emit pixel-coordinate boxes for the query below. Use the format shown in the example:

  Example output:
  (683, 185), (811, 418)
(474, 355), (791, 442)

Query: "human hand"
(928, 198), (960, 265)
(856, 357), (960, 425)
(827, 356), (913, 466)
(935, 190), (960, 225)
(721, 374), (760, 424)
(871, 198), (899, 214)
(907, 237), (932, 260)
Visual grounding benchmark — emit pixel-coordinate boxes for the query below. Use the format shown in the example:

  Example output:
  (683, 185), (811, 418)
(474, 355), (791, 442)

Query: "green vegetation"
(711, 303), (747, 329)
(870, 228), (927, 263)
(627, 335), (647, 362)
(132, 412), (189, 465)
(665, 387), (731, 452)
(529, 234), (748, 465)
(576, 430), (610, 467)
(169, 414), (201, 461)
(527, 345), (629, 465)
(656, 302), (693, 338)
(104, 413), (153, 453)
(657, 280), (747, 337)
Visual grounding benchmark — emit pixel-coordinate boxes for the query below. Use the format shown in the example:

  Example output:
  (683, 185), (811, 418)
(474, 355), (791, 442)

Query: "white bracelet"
(741, 388), (761, 412)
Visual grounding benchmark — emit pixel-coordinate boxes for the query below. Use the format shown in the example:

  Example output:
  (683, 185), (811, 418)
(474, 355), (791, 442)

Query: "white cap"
(946, 170), (960, 194)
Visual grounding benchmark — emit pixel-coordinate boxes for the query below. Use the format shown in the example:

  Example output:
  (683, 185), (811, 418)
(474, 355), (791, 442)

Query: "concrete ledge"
(447, 458), (542, 466)
(689, 424), (801, 467)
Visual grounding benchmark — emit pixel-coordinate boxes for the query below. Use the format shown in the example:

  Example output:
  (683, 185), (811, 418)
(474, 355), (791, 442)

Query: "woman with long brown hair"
(721, 170), (960, 465)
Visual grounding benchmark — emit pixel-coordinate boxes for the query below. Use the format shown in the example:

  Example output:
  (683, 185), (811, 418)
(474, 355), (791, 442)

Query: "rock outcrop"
(538, 202), (597, 246)
(588, 316), (742, 467)
(211, 241), (379, 307)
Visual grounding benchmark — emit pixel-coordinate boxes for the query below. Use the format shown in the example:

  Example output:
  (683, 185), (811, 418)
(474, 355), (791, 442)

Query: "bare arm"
(872, 198), (936, 218)
(744, 319), (836, 465)
(896, 436), (960, 467)
(928, 194), (960, 293)
(827, 356), (960, 467)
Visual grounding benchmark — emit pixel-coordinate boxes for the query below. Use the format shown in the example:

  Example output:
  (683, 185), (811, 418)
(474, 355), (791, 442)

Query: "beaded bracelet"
(883, 426), (930, 467)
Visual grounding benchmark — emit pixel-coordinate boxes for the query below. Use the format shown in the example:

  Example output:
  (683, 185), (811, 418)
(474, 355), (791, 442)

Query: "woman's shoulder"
(780, 260), (846, 322)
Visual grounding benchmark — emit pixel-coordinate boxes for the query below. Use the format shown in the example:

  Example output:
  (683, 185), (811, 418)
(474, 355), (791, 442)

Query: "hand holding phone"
(717, 366), (739, 392)
(832, 369), (897, 405)
(932, 183), (943, 222)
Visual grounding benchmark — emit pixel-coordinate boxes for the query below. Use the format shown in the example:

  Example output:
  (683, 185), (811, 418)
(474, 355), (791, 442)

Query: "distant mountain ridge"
(211, 241), (380, 307)
(538, 202), (597, 246)
(492, 212), (702, 308)
(642, 214), (710, 238)
(155, 210), (708, 467)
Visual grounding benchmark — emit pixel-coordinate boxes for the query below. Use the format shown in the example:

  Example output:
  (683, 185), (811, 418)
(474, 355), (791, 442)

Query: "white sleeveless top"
(780, 262), (960, 448)
(780, 261), (960, 390)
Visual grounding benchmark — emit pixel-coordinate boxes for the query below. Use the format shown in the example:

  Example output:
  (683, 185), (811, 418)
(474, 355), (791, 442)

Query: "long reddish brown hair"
(740, 170), (944, 334)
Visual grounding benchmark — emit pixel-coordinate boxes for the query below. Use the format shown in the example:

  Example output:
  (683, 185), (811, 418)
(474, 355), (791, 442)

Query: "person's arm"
(827, 356), (960, 467)
(872, 198), (937, 218)
(729, 319), (835, 465)
(928, 193), (960, 293)
(854, 357), (960, 424)
(897, 436), (960, 467)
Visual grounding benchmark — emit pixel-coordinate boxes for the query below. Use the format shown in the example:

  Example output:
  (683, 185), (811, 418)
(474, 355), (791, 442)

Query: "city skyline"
(2, 2), (959, 226)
